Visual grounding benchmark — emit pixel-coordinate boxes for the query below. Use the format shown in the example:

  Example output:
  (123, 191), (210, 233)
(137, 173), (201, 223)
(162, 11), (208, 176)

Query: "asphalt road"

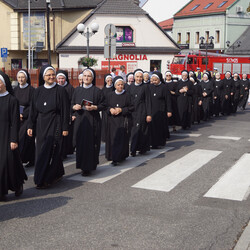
(1, 108), (250, 250)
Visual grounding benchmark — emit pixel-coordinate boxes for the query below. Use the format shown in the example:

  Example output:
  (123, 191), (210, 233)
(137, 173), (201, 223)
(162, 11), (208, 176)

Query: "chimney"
(133, 0), (140, 6)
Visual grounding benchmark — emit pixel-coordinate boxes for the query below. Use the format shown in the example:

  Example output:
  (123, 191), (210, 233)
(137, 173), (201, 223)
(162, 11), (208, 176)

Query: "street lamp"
(77, 22), (99, 58)
(28, 0), (31, 70)
(226, 40), (241, 55)
(200, 36), (214, 71)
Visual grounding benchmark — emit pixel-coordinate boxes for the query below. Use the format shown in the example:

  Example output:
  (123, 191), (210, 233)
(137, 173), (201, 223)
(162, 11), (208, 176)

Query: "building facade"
(57, 0), (180, 73)
(172, 0), (250, 54)
(0, 0), (100, 70)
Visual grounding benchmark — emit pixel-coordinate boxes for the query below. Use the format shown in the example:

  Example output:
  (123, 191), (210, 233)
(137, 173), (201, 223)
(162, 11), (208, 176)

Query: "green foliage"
(78, 57), (98, 67)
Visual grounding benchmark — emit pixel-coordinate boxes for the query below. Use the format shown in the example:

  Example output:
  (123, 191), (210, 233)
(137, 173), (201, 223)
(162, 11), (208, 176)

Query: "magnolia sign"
(107, 54), (148, 61)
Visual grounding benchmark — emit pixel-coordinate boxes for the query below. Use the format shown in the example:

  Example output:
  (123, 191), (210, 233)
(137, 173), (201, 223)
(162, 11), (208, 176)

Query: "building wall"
(59, 14), (178, 73)
(64, 15), (176, 48)
(226, 0), (250, 45)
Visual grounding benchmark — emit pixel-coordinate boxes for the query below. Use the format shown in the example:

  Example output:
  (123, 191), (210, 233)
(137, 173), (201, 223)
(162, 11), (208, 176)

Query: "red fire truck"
(169, 53), (250, 79)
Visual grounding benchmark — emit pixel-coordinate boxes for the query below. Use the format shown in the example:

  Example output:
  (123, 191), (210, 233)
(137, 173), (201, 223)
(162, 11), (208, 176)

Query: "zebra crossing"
(25, 135), (250, 202)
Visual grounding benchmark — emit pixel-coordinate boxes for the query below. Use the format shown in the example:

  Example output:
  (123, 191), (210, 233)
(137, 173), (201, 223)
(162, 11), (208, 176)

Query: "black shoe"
(15, 185), (23, 197)
(139, 150), (147, 155)
(25, 162), (34, 168)
(111, 161), (118, 166)
(131, 152), (136, 157)
(81, 170), (91, 176)
(36, 183), (50, 189)
(0, 195), (7, 202)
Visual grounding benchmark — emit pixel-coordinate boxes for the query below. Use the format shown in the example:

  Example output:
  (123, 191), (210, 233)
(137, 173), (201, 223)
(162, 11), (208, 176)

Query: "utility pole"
(46, 0), (51, 65)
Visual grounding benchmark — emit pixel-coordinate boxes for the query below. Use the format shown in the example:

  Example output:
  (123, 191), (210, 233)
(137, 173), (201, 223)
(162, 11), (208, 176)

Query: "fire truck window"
(202, 58), (209, 65)
(242, 64), (250, 74)
(194, 58), (197, 64)
(187, 58), (193, 64)
(172, 57), (185, 64)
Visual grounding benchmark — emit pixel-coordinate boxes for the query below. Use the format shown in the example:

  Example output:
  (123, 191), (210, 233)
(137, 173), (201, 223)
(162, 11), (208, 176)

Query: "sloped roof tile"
(174, 0), (238, 18)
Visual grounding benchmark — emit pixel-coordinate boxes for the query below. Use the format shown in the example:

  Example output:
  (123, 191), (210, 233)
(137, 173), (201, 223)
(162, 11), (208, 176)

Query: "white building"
(56, 0), (180, 74)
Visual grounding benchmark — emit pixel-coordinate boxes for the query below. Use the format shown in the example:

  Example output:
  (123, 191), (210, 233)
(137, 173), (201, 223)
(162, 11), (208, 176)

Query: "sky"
(142, 0), (191, 22)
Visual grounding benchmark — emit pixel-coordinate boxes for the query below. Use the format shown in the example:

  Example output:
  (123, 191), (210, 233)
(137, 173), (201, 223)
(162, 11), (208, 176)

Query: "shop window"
(150, 60), (161, 72)
(195, 32), (200, 44)
(216, 30), (220, 43)
(116, 26), (133, 43)
(177, 33), (181, 44)
(11, 59), (22, 69)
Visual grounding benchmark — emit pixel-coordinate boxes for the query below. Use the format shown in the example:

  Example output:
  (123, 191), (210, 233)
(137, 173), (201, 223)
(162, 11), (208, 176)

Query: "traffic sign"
(104, 24), (116, 37)
(1, 48), (8, 58)
(104, 37), (116, 59)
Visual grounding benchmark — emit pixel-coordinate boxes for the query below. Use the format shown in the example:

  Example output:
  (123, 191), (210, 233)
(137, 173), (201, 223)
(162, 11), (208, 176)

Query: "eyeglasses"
(44, 74), (56, 77)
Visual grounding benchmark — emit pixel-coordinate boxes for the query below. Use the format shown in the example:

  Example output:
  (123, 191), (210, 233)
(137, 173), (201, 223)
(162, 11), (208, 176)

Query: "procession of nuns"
(0, 66), (249, 201)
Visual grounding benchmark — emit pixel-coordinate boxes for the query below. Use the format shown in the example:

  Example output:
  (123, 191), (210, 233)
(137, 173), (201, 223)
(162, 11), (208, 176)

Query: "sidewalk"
(234, 221), (250, 250)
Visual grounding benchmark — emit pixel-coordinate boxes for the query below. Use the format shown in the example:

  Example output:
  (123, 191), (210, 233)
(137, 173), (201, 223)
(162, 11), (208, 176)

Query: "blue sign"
(1, 48), (8, 58)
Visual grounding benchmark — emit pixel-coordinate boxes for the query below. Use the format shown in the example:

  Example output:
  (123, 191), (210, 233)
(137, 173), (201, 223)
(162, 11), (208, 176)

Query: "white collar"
(216, 79), (221, 81)
(165, 80), (172, 83)
(204, 80), (209, 83)
(106, 84), (113, 89)
(44, 82), (56, 89)
(0, 91), (9, 97)
(135, 82), (143, 86)
(155, 82), (162, 86)
(19, 83), (29, 89)
(57, 81), (68, 87)
(182, 79), (188, 82)
(127, 82), (132, 86)
(243, 79), (247, 81)
(83, 83), (93, 89)
(115, 89), (125, 95)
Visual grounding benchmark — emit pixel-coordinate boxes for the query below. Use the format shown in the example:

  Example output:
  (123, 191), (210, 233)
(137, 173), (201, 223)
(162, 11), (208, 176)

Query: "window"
(172, 57), (185, 64)
(115, 26), (133, 43)
(205, 31), (209, 42)
(218, 1), (227, 8)
(216, 30), (220, 43)
(204, 3), (213, 9)
(177, 33), (181, 43)
(187, 57), (193, 64)
(191, 4), (200, 11)
(186, 32), (190, 44)
(195, 32), (200, 44)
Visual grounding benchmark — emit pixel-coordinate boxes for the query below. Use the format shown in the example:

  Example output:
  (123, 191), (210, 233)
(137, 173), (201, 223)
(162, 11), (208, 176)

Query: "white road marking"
(171, 133), (201, 137)
(132, 149), (222, 192)
(204, 153), (250, 201)
(208, 135), (241, 141)
(67, 147), (174, 184)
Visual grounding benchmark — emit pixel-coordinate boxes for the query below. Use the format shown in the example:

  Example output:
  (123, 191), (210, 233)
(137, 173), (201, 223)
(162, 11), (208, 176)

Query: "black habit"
(176, 79), (193, 129)
(212, 79), (224, 116)
(28, 84), (69, 186)
(105, 90), (134, 162)
(72, 85), (105, 172)
(0, 93), (27, 197)
(200, 80), (213, 121)
(14, 84), (35, 164)
(129, 83), (152, 155)
(149, 83), (172, 147)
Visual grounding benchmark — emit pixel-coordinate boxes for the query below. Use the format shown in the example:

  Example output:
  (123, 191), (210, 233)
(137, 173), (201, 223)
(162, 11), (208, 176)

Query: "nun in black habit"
(124, 72), (134, 90)
(14, 69), (35, 167)
(175, 70), (194, 129)
(56, 70), (75, 157)
(200, 72), (214, 121)
(129, 69), (152, 156)
(149, 71), (172, 148)
(143, 71), (151, 84)
(27, 66), (69, 189)
(72, 68), (105, 176)
(212, 72), (224, 116)
(0, 71), (27, 201)
(105, 76), (134, 165)
(165, 71), (179, 131)
(101, 74), (114, 142)
(189, 71), (202, 124)
(222, 71), (234, 115)
(238, 74), (249, 110)
(231, 73), (241, 113)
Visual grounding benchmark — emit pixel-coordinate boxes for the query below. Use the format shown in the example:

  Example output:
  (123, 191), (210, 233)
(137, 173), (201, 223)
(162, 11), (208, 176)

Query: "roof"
(57, 46), (180, 54)
(226, 26), (250, 55)
(174, 0), (238, 18)
(1, 0), (103, 11)
(56, 0), (179, 51)
(158, 18), (173, 31)
(94, 0), (147, 15)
